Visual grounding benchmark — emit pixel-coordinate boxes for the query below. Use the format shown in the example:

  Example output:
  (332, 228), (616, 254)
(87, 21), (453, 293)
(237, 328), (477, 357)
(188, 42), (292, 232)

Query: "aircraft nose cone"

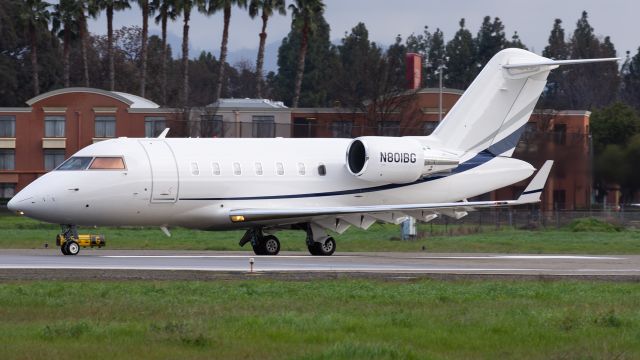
(7, 195), (35, 214)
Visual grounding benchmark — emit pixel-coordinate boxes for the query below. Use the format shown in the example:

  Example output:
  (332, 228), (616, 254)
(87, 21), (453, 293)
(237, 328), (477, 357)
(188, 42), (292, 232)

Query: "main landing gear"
(239, 228), (281, 256)
(239, 223), (336, 256)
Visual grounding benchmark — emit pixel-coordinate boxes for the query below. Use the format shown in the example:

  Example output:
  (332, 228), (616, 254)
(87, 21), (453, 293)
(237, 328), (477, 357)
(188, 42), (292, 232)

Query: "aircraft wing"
(228, 161), (553, 232)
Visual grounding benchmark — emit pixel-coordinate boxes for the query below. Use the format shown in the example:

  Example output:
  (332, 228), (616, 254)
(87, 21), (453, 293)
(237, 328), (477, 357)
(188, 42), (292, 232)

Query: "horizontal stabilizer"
(503, 57), (620, 70)
(516, 160), (553, 204)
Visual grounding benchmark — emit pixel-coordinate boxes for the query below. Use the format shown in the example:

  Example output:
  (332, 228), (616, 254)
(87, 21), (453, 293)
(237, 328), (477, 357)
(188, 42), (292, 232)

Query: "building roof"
(207, 98), (288, 109)
(26, 87), (160, 109)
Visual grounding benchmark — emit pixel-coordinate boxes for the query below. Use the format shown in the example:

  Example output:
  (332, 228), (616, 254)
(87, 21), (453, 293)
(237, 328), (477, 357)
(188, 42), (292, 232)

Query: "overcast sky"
(83, 0), (638, 70)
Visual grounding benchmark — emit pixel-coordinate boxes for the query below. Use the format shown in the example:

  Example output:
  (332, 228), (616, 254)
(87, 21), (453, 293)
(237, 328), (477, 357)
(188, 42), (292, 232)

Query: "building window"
(145, 116), (166, 138)
(252, 116), (275, 138)
(44, 149), (65, 171)
(95, 116), (116, 138)
(0, 183), (15, 198)
(201, 114), (223, 137)
(331, 121), (353, 138)
(553, 189), (566, 210)
(0, 116), (16, 137)
(378, 121), (400, 136)
(0, 149), (15, 170)
(44, 116), (65, 137)
(423, 121), (439, 136)
(553, 124), (567, 145)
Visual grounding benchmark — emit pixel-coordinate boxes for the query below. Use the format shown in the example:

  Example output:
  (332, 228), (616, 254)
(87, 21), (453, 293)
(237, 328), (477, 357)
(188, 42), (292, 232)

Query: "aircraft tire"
(308, 237), (336, 256)
(60, 242), (69, 255)
(66, 240), (80, 256)
(262, 235), (280, 256)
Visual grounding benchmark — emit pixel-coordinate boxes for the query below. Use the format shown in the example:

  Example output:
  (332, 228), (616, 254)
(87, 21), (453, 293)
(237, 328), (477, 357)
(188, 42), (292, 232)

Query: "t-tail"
(430, 48), (618, 157)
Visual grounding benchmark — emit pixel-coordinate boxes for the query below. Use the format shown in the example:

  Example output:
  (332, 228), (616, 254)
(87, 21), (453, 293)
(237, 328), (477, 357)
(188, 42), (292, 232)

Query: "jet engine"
(346, 137), (459, 183)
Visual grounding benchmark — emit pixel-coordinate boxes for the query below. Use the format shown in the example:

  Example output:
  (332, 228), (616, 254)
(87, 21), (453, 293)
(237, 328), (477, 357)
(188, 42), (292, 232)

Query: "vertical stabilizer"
(430, 48), (618, 157)
(431, 48), (549, 157)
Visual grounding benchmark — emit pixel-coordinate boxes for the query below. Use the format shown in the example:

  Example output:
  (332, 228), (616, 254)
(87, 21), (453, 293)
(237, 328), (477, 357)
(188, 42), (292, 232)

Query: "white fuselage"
(8, 137), (534, 229)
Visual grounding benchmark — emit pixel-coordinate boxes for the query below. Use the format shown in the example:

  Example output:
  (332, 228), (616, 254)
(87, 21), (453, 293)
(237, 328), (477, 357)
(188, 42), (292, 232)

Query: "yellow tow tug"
(56, 233), (105, 255)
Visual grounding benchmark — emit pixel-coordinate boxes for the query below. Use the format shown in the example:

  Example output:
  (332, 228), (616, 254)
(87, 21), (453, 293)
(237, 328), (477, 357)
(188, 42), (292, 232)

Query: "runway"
(0, 249), (639, 280)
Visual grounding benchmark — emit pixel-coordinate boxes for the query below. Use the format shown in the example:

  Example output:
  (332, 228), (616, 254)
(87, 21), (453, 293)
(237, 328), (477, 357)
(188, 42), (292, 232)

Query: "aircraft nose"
(7, 194), (36, 214)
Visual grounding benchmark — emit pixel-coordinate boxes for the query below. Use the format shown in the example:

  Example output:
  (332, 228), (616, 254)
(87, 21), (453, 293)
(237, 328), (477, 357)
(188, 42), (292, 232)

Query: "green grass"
(0, 279), (639, 359)
(2, 213), (640, 254)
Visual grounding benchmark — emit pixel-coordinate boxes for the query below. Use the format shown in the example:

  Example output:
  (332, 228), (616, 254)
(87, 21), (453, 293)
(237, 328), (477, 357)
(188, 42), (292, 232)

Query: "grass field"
(2, 214), (640, 254)
(0, 279), (639, 359)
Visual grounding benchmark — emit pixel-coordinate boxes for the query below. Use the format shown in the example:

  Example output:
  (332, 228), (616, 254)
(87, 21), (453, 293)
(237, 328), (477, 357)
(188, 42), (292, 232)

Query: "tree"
(591, 102), (640, 203)
(541, 19), (569, 109)
(248, 0), (285, 98)
(476, 16), (506, 68)
(426, 28), (445, 87)
(52, 0), (82, 87)
(150, 0), (178, 104)
(564, 11), (619, 109)
(273, 6), (334, 107)
(621, 47), (640, 110)
(175, 0), (199, 107)
(506, 31), (527, 50)
(288, 0), (325, 108)
(20, 0), (51, 96)
(95, 0), (131, 91)
(445, 18), (477, 90)
(138, 0), (150, 97)
(200, 0), (248, 101)
(78, 0), (98, 87)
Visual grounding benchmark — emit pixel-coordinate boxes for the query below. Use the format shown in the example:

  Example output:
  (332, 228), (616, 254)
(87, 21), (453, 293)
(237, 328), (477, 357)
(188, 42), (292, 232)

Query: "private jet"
(8, 48), (618, 256)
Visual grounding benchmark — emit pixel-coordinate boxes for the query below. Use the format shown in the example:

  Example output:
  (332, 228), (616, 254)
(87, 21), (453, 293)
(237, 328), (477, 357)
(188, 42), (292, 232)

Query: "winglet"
(157, 128), (170, 139)
(517, 160), (554, 204)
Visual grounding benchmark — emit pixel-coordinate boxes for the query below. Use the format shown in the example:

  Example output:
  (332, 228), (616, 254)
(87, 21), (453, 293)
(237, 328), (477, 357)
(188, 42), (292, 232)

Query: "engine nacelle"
(346, 137), (459, 183)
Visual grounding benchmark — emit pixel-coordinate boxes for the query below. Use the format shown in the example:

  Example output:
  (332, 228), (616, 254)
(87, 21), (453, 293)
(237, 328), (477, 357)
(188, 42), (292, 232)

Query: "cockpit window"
(56, 157), (93, 170)
(89, 157), (126, 170)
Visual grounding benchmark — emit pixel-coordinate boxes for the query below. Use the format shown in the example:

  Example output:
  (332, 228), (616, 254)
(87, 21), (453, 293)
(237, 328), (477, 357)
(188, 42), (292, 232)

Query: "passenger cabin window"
(212, 162), (221, 175)
(57, 156), (93, 170)
(233, 162), (241, 176)
(255, 162), (263, 175)
(317, 164), (326, 176)
(191, 162), (200, 176)
(297, 162), (306, 176)
(276, 162), (284, 176)
(89, 157), (125, 170)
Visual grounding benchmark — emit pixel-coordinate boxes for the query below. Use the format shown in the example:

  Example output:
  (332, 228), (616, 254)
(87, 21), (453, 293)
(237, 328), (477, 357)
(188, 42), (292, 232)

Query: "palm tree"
(52, 0), (81, 87)
(248, 0), (285, 98)
(151, 0), (178, 105)
(138, 0), (150, 97)
(95, 0), (131, 91)
(200, 0), (248, 100)
(288, 0), (324, 108)
(78, 0), (98, 87)
(175, 0), (200, 107)
(20, 0), (52, 96)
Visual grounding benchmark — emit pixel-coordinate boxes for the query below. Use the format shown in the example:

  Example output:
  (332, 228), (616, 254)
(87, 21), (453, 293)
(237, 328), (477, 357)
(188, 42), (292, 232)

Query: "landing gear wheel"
(61, 242), (69, 255)
(66, 240), (80, 256)
(308, 237), (336, 256)
(252, 235), (280, 256)
(262, 235), (280, 256)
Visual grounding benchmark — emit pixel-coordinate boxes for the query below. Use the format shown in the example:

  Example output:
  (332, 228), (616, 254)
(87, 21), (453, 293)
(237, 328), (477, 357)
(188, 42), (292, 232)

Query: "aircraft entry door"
(139, 140), (179, 203)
